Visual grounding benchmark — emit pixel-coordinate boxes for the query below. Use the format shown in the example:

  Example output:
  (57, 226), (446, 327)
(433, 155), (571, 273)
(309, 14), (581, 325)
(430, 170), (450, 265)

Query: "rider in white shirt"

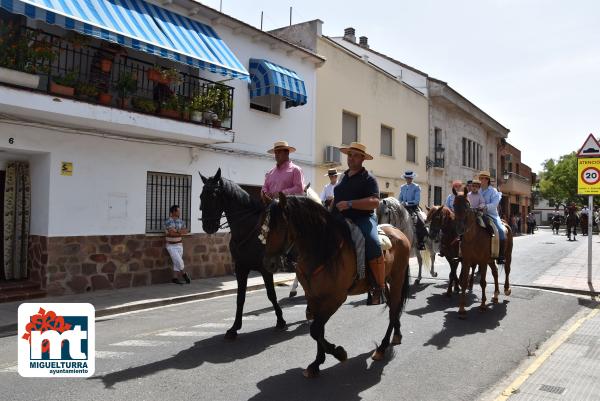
(320, 168), (339, 207)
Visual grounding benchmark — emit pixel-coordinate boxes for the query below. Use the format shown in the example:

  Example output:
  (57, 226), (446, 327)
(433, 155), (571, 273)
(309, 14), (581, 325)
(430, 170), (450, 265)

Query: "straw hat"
(267, 141), (296, 154)
(324, 168), (340, 177)
(402, 171), (417, 179)
(478, 170), (492, 179)
(339, 142), (373, 160)
(472, 178), (481, 185)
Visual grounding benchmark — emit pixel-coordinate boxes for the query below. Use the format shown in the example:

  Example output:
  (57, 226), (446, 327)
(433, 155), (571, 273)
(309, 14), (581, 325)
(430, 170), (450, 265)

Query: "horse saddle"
(345, 220), (392, 280)
(489, 223), (507, 259)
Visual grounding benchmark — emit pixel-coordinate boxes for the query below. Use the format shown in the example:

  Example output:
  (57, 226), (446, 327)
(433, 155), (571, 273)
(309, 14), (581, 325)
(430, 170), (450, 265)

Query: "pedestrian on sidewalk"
(165, 205), (191, 285)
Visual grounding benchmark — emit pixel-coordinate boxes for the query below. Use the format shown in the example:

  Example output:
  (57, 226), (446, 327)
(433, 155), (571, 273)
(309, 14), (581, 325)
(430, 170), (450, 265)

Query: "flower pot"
(148, 69), (170, 85)
(119, 97), (130, 109)
(191, 111), (204, 122)
(98, 93), (113, 105)
(159, 109), (180, 119)
(0, 67), (40, 89)
(49, 81), (75, 97)
(212, 119), (222, 128)
(100, 59), (112, 73)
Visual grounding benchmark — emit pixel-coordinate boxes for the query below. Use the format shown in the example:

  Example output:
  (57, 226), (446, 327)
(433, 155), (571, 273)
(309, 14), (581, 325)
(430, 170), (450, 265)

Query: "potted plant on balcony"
(100, 58), (113, 74)
(147, 66), (180, 85)
(76, 81), (99, 101)
(50, 71), (78, 97)
(159, 94), (181, 119)
(115, 71), (138, 108)
(97, 82), (113, 105)
(189, 92), (213, 123)
(65, 31), (90, 50)
(211, 84), (232, 129)
(131, 97), (156, 114)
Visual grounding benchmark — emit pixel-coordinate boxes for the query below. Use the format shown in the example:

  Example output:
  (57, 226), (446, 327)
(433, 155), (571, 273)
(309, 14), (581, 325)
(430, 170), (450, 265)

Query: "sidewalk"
(494, 301), (600, 401)
(0, 272), (296, 335)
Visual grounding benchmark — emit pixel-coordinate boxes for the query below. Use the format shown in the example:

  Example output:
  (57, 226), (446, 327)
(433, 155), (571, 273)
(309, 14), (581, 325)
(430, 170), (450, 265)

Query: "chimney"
(344, 27), (356, 43)
(359, 36), (369, 48)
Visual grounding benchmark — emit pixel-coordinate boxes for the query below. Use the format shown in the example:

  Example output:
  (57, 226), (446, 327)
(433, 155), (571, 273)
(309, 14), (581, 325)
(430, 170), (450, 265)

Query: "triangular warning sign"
(577, 133), (600, 157)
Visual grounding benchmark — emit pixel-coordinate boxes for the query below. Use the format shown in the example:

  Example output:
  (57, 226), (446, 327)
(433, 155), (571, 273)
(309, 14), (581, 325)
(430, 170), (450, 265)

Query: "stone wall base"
(27, 233), (233, 296)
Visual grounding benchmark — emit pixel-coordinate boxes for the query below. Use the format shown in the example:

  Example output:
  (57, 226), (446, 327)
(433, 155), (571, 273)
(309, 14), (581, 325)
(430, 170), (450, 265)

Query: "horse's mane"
(377, 197), (414, 243)
(280, 196), (353, 270)
(221, 177), (262, 211)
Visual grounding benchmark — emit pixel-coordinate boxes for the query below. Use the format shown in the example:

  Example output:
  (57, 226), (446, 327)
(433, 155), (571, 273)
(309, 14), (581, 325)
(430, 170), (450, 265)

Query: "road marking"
(111, 340), (171, 347)
(224, 315), (266, 321)
(193, 323), (229, 328)
(494, 304), (600, 401)
(0, 365), (17, 373)
(156, 331), (215, 337)
(96, 351), (135, 359)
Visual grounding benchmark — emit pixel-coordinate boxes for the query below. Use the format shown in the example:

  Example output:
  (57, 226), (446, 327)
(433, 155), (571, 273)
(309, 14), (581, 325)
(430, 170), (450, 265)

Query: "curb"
(0, 277), (295, 337)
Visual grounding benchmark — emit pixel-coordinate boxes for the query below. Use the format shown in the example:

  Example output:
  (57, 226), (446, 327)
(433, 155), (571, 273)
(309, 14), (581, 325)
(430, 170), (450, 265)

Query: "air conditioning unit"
(324, 145), (341, 164)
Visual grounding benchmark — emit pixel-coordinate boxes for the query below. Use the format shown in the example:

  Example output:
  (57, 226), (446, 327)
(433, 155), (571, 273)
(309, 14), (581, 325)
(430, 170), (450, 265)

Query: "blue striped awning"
(0, 0), (250, 81)
(249, 58), (307, 107)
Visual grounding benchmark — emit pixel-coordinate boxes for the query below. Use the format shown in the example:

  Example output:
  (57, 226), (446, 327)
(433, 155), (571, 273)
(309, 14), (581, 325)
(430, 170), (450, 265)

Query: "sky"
(203, 0), (600, 172)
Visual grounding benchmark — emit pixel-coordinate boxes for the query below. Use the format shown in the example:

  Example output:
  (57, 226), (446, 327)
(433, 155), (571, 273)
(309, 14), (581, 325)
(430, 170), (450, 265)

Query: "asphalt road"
(0, 230), (595, 401)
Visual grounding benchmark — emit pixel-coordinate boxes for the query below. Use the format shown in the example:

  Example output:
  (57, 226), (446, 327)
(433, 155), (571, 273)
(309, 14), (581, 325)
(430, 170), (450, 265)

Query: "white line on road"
(0, 365), (17, 373)
(223, 316), (266, 321)
(193, 323), (229, 328)
(111, 340), (172, 347)
(96, 351), (135, 359)
(156, 331), (215, 337)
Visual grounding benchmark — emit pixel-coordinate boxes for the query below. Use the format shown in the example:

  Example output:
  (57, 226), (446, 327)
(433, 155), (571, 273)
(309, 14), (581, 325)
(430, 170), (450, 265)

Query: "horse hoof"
(275, 319), (287, 330)
(371, 350), (385, 361)
(305, 309), (314, 321)
(391, 334), (402, 345)
(333, 346), (347, 362)
(431, 272), (438, 278)
(492, 297), (499, 304)
(479, 305), (487, 312)
(504, 288), (512, 296)
(458, 310), (467, 320)
(289, 291), (297, 298)
(303, 368), (319, 379)
(224, 330), (238, 341)
(414, 278), (421, 285)
(445, 291), (452, 298)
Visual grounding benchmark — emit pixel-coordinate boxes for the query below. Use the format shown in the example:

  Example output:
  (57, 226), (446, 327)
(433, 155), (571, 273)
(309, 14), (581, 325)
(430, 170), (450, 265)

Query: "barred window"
(406, 134), (416, 163)
(146, 172), (192, 233)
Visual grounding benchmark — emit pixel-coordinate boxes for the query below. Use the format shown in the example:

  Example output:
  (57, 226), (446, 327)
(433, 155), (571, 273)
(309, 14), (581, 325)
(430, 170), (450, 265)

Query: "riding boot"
(496, 239), (505, 265)
(367, 255), (386, 305)
(485, 220), (495, 237)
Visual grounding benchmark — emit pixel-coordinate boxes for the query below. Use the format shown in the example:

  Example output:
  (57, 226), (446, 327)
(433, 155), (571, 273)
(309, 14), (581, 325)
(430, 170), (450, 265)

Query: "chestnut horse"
(452, 189), (513, 318)
(262, 194), (411, 378)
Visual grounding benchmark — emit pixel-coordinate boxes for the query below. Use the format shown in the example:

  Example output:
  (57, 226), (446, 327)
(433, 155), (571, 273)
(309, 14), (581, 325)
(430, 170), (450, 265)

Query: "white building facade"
(0, 1), (323, 296)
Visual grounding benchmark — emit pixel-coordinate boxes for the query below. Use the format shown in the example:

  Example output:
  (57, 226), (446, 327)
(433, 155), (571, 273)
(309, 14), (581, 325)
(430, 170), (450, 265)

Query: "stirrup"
(368, 288), (386, 305)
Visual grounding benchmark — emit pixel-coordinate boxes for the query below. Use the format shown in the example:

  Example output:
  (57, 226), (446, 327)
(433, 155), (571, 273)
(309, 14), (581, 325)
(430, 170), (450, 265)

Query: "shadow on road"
(248, 351), (392, 401)
(423, 300), (508, 349)
(407, 287), (477, 318)
(93, 321), (309, 389)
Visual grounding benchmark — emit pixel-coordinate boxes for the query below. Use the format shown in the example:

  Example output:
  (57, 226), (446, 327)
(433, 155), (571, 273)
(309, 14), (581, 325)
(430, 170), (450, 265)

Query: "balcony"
(500, 171), (531, 195)
(0, 24), (235, 132)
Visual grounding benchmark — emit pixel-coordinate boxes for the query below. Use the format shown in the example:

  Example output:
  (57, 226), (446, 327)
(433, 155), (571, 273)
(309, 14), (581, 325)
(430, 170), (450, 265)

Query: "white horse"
(376, 197), (438, 284)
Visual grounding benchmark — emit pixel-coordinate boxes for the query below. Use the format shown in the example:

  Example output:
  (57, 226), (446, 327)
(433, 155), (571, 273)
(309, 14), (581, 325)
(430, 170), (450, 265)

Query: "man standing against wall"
(165, 205), (191, 285)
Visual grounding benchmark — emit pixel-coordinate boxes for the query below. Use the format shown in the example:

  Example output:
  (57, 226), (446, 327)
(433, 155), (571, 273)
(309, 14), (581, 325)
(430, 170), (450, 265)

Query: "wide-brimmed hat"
(267, 141), (296, 154)
(324, 168), (340, 177)
(452, 180), (463, 187)
(339, 142), (373, 160)
(478, 170), (491, 179)
(471, 179), (481, 185)
(402, 171), (417, 179)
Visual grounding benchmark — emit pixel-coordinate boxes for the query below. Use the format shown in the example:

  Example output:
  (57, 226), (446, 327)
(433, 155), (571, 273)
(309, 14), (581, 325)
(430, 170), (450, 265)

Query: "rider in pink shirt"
(262, 141), (305, 197)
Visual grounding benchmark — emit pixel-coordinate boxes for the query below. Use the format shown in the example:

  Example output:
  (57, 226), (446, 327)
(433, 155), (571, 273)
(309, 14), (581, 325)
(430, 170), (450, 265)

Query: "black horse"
(200, 168), (286, 340)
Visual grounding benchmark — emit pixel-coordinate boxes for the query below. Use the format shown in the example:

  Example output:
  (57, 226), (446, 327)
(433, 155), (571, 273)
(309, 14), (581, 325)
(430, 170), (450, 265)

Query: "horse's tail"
(399, 266), (410, 312)
(421, 245), (432, 271)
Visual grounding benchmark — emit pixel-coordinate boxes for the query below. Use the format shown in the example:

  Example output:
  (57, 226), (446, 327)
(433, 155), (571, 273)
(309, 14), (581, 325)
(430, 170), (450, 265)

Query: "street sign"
(577, 158), (600, 195)
(577, 133), (600, 157)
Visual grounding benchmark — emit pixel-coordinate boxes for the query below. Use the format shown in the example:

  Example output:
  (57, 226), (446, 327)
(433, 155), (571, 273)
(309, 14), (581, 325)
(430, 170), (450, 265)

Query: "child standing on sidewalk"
(165, 205), (191, 285)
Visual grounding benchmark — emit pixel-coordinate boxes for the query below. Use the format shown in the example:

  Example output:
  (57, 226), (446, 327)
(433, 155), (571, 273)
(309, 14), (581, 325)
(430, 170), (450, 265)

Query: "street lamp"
(503, 170), (510, 181)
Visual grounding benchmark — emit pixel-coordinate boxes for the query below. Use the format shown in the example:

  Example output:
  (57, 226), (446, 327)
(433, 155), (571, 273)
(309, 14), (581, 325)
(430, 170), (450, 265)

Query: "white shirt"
(321, 182), (337, 201)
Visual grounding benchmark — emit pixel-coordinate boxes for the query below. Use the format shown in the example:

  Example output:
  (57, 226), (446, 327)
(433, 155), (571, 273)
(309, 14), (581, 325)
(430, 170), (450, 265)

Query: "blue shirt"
(334, 168), (379, 219)
(399, 183), (421, 207)
(445, 194), (455, 210)
(165, 217), (185, 231)
(480, 186), (502, 217)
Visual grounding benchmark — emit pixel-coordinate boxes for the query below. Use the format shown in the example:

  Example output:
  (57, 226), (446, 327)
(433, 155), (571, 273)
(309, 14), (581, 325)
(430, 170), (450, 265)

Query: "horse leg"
(458, 260), (470, 318)
(490, 262), (500, 303)
(261, 271), (286, 329)
(429, 242), (438, 278)
(504, 241), (512, 296)
(415, 246), (423, 285)
(225, 268), (249, 340)
(468, 265), (476, 292)
(289, 275), (299, 297)
(478, 263), (488, 312)
(446, 260), (455, 297)
(304, 319), (326, 378)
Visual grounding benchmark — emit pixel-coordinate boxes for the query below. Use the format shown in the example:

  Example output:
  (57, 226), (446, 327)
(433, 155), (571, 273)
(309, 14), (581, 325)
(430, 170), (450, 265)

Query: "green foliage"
(209, 84), (232, 121)
(151, 65), (181, 84)
(76, 81), (99, 98)
(161, 94), (180, 111)
(0, 21), (56, 74)
(131, 97), (156, 113)
(189, 92), (212, 112)
(53, 71), (79, 87)
(539, 152), (587, 206)
(116, 71), (138, 98)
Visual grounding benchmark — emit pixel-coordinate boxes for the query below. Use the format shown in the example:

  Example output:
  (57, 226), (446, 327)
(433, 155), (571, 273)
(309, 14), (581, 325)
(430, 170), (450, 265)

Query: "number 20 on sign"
(578, 158), (600, 195)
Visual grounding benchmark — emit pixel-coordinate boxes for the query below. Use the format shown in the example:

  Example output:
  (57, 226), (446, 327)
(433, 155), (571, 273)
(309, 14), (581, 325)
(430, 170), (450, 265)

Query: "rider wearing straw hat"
(321, 168), (340, 207)
(399, 171), (427, 250)
(262, 141), (305, 198)
(333, 142), (386, 305)
(479, 170), (505, 264)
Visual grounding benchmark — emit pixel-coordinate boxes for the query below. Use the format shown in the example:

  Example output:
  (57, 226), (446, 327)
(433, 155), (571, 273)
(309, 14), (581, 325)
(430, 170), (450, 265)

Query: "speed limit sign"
(578, 158), (600, 194)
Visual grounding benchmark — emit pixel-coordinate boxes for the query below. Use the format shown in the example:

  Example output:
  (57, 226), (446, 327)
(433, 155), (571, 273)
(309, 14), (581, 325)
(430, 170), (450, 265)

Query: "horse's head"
(453, 186), (470, 235)
(199, 168), (224, 234)
(260, 193), (293, 273)
(426, 205), (444, 239)
(377, 198), (392, 225)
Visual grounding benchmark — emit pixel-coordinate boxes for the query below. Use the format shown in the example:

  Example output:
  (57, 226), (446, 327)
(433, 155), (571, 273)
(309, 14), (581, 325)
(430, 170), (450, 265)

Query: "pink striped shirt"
(468, 191), (486, 209)
(262, 160), (305, 196)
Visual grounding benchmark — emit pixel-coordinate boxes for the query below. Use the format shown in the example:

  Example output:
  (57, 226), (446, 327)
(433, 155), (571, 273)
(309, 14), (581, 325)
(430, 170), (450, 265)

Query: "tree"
(539, 152), (600, 208)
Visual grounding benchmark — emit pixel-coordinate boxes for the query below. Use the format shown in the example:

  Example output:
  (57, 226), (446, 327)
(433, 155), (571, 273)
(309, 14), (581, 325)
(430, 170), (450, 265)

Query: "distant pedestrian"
(516, 216), (521, 235)
(165, 205), (191, 285)
(527, 213), (536, 234)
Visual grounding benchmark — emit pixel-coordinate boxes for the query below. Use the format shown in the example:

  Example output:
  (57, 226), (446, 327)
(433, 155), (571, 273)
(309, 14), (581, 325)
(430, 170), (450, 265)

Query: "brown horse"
(262, 194), (411, 378)
(566, 207), (578, 241)
(452, 189), (513, 318)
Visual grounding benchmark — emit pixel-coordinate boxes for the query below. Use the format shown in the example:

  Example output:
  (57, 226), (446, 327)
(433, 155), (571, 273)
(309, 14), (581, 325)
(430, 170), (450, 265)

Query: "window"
(516, 163), (520, 175)
(250, 95), (282, 116)
(462, 137), (482, 168)
(434, 186), (442, 206)
(489, 153), (494, 170)
(462, 138), (467, 166)
(146, 172), (192, 233)
(406, 134), (416, 163)
(434, 128), (442, 148)
(380, 125), (393, 156)
(342, 112), (358, 145)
